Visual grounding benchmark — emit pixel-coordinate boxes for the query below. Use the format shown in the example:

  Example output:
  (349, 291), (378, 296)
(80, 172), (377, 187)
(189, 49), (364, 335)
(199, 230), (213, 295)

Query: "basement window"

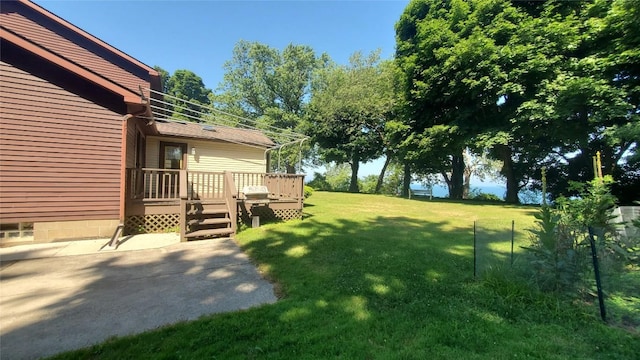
(0, 223), (34, 240)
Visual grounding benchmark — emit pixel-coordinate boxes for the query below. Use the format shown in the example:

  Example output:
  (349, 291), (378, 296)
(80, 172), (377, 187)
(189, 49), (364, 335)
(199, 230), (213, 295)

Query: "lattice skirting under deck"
(125, 214), (180, 235)
(239, 206), (302, 223)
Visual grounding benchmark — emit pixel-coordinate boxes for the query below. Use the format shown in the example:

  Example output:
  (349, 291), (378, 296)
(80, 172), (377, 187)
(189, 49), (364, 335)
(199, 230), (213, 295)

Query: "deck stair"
(184, 200), (234, 240)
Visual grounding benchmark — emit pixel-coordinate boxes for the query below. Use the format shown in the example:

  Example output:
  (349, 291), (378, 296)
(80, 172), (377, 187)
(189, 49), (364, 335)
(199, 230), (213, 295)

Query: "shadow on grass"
(42, 202), (640, 359)
(408, 195), (540, 212)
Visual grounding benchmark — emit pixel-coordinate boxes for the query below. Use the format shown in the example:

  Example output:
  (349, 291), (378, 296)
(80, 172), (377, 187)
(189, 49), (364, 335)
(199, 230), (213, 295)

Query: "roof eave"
(19, 0), (158, 75)
(1, 27), (144, 107)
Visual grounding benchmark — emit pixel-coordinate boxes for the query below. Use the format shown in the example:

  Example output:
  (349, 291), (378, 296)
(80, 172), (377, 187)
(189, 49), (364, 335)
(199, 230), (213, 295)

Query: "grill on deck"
(242, 185), (270, 201)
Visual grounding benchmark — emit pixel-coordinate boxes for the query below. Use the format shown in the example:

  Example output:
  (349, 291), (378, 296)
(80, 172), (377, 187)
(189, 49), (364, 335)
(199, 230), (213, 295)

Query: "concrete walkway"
(0, 234), (277, 359)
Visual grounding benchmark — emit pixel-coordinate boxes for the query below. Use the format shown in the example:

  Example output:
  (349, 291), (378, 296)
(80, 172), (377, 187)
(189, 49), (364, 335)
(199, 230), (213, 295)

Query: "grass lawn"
(53, 192), (639, 359)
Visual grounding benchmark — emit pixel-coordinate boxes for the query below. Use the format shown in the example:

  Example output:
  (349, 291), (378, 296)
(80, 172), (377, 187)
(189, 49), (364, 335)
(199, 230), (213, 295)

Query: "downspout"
(264, 146), (277, 174)
(106, 110), (148, 249)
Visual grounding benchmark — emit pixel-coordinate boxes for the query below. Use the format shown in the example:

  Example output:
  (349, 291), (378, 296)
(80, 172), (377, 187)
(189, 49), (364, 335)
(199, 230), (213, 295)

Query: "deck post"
(297, 175), (303, 210)
(179, 169), (187, 242)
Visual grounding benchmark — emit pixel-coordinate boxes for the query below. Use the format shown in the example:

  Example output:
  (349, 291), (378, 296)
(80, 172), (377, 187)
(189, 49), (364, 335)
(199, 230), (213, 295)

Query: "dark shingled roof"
(154, 120), (275, 148)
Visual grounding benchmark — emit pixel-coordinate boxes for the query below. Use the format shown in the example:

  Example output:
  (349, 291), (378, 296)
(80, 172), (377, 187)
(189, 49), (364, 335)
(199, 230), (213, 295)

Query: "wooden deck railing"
(128, 168), (304, 204)
(223, 171), (237, 235)
(128, 168), (181, 200)
(234, 172), (305, 201)
(187, 171), (225, 199)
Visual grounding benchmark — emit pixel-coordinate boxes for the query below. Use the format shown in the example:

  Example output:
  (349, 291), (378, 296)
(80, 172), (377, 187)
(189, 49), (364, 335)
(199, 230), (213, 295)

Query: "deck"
(125, 169), (304, 240)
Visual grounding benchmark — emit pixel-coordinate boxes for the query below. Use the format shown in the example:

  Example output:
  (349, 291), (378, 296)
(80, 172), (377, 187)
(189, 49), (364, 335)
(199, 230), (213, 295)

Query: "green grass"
(53, 192), (639, 359)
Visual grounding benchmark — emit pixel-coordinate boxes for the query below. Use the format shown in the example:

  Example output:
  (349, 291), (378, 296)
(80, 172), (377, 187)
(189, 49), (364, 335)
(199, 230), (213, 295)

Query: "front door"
(159, 142), (187, 198)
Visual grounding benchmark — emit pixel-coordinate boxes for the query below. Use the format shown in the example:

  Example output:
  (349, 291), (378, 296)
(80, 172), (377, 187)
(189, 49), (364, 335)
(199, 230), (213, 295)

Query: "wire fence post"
(511, 220), (515, 266)
(473, 220), (477, 279)
(588, 226), (607, 322)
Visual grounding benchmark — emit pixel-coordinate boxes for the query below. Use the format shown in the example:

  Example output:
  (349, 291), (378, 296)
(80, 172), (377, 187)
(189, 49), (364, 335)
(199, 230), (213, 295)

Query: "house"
(0, 0), (305, 245)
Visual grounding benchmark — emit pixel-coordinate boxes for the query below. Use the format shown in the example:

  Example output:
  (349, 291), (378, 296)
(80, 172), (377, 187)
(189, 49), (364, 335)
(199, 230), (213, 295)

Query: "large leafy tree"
(214, 41), (328, 173)
(395, 0), (509, 200)
(306, 51), (395, 193)
(153, 66), (212, 122)
(509, 0), (639, 203)
(395, 0), (638, 203)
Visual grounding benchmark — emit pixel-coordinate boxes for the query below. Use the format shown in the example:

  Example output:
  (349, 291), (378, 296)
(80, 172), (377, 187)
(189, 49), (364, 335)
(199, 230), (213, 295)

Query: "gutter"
(106, 110), (148, 249)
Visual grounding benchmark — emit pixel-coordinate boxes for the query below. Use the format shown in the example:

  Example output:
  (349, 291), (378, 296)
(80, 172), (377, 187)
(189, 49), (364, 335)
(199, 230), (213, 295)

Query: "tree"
(215, 41), (328, 173)
(306, 51), (395, 192)
(462, 148), (503, 199)
(153, 66), (170, 93)
(395, 0), (638, 203)
(512, 0), (639, 203)
(395, 0), (508, 200)
(152, 67), (212, 122)
(166, 70), (211, 105)
(323, 163), (352, 192)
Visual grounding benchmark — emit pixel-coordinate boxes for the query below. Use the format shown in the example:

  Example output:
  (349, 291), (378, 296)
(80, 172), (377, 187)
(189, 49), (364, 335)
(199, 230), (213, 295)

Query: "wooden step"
(188, 218), (231, 226)
(185, 199), (226, 205)
(185, 228), (234, 238)
(188, 207), (229, 216)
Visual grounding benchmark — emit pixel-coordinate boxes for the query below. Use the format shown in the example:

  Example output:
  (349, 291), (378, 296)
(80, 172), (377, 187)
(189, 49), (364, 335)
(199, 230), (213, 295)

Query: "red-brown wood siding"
(0, 2), (150, 95)
(125, 118), (138, 169)
(0, 61), (122, 223)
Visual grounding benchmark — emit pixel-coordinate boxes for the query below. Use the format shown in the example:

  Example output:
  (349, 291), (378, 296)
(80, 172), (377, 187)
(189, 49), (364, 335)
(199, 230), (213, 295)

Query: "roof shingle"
(154, 120), (275, 148)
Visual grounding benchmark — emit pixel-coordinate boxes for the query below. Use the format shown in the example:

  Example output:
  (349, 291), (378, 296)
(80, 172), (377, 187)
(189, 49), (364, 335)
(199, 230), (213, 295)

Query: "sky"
(34, 0), (410, 177)
(34, 0), (409, 92)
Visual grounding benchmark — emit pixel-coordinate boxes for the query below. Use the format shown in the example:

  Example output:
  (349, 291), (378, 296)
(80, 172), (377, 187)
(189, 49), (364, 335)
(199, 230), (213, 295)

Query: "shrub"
(524, 200), (589, 295)
(523, 171), (636, 297)
(303, 185), (314, 199)
(472, 193), (503, 202)
(307, 172), (331, 191)
(359, 175), (378, 194)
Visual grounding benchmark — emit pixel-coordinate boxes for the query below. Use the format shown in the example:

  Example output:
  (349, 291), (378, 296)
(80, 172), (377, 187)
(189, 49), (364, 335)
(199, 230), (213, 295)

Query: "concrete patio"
(0, 234), (277, 359)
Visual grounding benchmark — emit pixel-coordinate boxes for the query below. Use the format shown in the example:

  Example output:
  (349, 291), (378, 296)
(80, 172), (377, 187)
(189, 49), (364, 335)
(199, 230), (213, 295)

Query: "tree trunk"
(462, 149), (472, 199)
(441, 171), (452, 194)
(463, 168), (472, 199)
(504, 172), (519, 204)
(402, 162), (411, 197)
(349, 156), (360, 193)
(497, 145), (520, 204)
(375, 154), (392, 194)
(449, 154), (465, 200)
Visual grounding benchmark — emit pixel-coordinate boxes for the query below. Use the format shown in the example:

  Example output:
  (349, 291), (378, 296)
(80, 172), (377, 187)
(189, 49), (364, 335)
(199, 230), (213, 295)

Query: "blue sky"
(34, 0), (409, 91)
(34, 0), (410, 176)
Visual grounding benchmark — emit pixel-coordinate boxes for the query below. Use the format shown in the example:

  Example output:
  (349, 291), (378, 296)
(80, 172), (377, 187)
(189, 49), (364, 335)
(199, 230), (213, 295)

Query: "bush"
(472, 193), (503, 202)
(307, 172), (331, 191)
(359, 175), (378, 194)
(303, 185), (314, 199)
(524, 202), (589, 295)
(523, 172), (635, 298)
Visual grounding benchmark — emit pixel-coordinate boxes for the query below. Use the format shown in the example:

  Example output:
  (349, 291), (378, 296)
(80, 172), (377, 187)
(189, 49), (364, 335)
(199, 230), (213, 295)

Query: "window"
(0, 223), (34, 241)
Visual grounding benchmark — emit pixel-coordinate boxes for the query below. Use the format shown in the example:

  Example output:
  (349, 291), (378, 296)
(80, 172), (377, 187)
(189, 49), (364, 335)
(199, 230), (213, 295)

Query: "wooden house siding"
(145, 136), (267, 173)
(0, 2), (150, 94)
(0, 61), (122, 223)
(125, 119), (139, 169)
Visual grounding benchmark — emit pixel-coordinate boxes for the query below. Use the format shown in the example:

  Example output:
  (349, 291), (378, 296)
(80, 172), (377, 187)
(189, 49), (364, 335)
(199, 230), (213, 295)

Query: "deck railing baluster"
(132, 169), (303, 204)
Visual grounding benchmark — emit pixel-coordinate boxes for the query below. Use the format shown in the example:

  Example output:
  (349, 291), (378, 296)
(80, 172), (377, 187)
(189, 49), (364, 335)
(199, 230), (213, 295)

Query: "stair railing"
(179, 169), (188, 242)
(223, 171), (237, 236)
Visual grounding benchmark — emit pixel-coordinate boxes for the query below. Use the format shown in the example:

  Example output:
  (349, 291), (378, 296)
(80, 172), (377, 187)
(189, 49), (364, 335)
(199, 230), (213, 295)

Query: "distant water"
(411, 184), (543, 204)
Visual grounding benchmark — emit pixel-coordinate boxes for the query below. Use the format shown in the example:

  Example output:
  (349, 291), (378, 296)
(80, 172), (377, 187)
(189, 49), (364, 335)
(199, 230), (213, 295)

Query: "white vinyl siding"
(146, 136), (267, 173)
